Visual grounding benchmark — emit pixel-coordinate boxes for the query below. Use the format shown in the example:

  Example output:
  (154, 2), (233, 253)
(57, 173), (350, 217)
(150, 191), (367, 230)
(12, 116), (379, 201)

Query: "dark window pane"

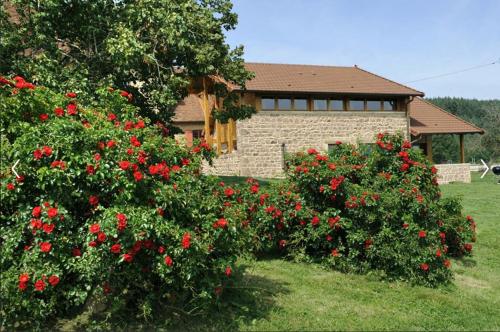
(329, 99), (343, 110)
(383, 100), (396, 111)
(367, 100), (382, 111)
(261, 98), (275, 110)
(294, 99), (308, 110)
(313, 99), (327, 110)
(278, 98), (292, 110)
(349, 100), (364, 111)
(193, 130), (203, 139)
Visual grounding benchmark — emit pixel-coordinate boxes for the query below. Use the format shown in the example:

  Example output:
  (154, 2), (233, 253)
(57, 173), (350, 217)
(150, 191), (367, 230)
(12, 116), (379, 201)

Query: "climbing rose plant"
(0, 76), (248, 328)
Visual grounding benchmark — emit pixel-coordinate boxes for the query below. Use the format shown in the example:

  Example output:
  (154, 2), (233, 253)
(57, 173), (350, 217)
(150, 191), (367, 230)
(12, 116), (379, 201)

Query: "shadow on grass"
(53, 264), (289, 331)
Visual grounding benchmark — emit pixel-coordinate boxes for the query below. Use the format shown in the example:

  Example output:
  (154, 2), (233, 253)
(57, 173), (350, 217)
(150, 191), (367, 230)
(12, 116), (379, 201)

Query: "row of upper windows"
(260, 97), (397, 111)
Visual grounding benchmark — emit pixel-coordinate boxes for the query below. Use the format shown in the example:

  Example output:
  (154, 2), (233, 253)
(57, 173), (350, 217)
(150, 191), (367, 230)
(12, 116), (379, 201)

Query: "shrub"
(237, 134), (476, 285)
(0, 76), (249, 328)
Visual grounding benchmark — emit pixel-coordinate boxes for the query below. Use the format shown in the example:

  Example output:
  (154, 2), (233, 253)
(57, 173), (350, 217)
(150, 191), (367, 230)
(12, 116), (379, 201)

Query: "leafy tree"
(0, 0), (253, 127)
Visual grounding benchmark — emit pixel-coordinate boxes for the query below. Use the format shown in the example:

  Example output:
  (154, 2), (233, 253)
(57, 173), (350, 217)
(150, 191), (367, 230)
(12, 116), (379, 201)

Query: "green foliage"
(0, 77), (249, 328)
(0, 0), (254, 125)
(233, 134), (476, 286)
(426, 98), (500, 163)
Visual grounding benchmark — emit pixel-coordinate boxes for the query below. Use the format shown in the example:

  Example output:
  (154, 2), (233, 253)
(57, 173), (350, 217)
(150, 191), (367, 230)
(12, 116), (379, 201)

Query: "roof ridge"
(417, 97), (484, 133)
(354, 66), (424, 96)
(244, 62), (353, 69)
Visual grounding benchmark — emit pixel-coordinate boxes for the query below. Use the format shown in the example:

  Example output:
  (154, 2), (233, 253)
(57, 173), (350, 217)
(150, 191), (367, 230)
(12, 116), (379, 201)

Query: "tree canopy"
(0, 0), (253, 126)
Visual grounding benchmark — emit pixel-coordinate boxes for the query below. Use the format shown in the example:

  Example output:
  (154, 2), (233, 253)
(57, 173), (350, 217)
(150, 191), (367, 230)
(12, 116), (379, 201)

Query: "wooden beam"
(459, 134), (465, 163)
(201, 78), (212, 145)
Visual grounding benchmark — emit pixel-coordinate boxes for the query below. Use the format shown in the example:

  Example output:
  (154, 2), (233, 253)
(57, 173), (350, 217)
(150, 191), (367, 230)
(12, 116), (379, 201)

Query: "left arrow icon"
(11, 159), (20, 178)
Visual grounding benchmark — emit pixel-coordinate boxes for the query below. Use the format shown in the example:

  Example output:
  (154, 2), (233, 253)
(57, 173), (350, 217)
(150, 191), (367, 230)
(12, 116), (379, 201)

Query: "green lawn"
(59, 173), (500, 331)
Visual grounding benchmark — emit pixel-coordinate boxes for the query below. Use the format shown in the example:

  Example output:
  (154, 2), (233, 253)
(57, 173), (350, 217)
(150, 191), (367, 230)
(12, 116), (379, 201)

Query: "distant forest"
(426, 98), (500, 164)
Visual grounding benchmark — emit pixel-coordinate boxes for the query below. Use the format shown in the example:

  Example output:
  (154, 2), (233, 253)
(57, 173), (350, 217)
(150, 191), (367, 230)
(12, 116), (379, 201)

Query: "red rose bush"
(0, 76), (247, 327)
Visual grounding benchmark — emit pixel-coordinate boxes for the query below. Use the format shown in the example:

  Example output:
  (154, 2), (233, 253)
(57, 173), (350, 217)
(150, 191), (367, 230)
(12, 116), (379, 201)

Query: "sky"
(225, 0), (500, 99)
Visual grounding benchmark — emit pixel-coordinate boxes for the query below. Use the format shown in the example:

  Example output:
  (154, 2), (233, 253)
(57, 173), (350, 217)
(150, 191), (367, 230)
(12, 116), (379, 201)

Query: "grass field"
(59, 174), (500, 331)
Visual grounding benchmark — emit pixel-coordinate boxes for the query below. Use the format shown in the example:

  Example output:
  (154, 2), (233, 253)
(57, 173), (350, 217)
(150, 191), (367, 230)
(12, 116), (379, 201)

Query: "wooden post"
(201, 78), (212, 145)
(459, 134), (465, 163)
(426, 135), (433, 163)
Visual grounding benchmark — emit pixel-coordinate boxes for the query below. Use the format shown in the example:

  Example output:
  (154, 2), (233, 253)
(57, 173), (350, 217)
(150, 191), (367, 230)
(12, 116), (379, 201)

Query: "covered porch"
(409, 98), (484, 183)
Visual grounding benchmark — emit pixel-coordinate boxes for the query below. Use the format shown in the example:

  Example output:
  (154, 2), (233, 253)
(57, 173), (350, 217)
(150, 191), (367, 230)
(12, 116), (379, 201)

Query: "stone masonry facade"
(434, 163), (471, 184)
(203, 111), (408, 178)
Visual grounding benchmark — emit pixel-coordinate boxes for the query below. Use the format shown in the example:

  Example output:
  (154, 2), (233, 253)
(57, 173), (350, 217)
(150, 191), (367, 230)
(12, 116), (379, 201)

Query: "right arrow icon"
(480, 159), (489, 179)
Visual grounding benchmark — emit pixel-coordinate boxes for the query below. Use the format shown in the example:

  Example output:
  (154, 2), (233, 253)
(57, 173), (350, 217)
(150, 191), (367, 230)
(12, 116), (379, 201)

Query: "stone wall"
(202, 151), (241, 176)
(434, 163), (471, 184)
(203, 111), (408, 178)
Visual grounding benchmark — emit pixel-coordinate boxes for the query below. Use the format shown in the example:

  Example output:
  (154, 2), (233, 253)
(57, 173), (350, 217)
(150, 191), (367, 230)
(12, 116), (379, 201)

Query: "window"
(329, 99), (344, 111)
(313, 99), (327, 111)
(349, 100), (364, 111)
(278, 98), (292, 110)
(366, 100), (382, 111)
(383, 100), (396, 111)
(193, 130), (203, 139)
(261, 98), (275, 110)
(294, 98), (308, 111)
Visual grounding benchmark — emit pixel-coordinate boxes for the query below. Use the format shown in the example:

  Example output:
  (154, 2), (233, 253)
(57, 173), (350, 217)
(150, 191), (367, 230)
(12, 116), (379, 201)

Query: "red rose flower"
(213, 218), (228, 229)
(307, 148), (318, 155)
(43, 223), (55, 234)
(118, 160), (130, 170)
(54, 107), (64, 117)
(39, 113), (49, 122)
(123, 253), (134, 263)
(182, 232), (191, 249)
(47, 207), (58, 218)
(464, 243), (473, 252)
(72, 248), (82, 257)
(420, 263), (429, 271)
(225, 266), (232, 277)
(86, 165), (96, 175)
(18, 282), (28, 291)
(133, 171), (143, 182)
(331, 248), (339, 257)
(6, 183), (15, 190)
(89, 223), (100, 234)
(65, 92), (77, 98)
(94, 153), (101, 161)
(130, 136), (141, 147)
(279, 239), (287, 248)
(34, 279), (46, 291)
(107, 113), (117, 121)
(164, 255), (173, 267)
(224, 187), (235, 198)
(436, 249), (442, 257)
(311, 216), (320, 226)
(110, 244), (121, 254)
(116, 213), (127, 231)
(158, 246), (165, 254)
(250, 185), (259, 194)
(39, 242), (52, 253)
(48, 275), (60, 286)
(443, 260), (451, 268)
(67, 103), (77, 115)
(97, 232), (107, 242)
(106, 140), (116, 148)
(42, 145), (52, 156)
(89, 195), (99, 206)
(19, 273), (30, 283)
(33, 149), (43, 160)
(418, 230), (426, 238)
(402, 223), (409, 229)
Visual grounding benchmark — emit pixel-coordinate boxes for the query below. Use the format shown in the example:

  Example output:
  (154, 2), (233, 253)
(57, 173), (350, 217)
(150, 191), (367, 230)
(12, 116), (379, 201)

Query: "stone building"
(173, 62), (483, 183)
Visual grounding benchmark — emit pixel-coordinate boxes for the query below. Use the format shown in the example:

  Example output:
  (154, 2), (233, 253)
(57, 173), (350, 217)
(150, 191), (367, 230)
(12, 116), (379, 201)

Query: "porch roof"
(409, 98), (484, 136)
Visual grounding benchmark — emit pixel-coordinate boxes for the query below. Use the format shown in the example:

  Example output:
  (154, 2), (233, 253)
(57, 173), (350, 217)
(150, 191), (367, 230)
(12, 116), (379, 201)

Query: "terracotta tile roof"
(410, 97), (484, 135)
(242, 62), (424, 96)
(172, 94), (205, 123)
